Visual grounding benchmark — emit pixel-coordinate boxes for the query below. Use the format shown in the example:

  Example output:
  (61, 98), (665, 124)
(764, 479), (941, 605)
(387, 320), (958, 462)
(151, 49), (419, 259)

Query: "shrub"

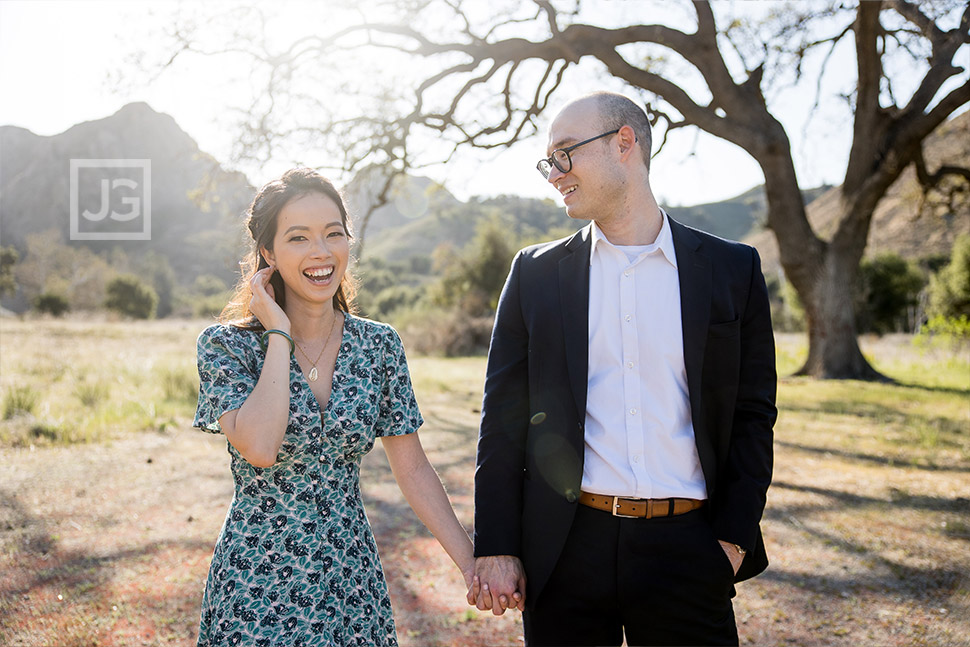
(33, 292), (70, 316)
(3, 385), (39, 419)
(927, 234), (970, 319)
(397, 307), (494, 356)
(192, 292), (231, 319)
(104, 275), (158, 319)
(0, 245), (18, 297)
(74, 381), (110, 408)
(856, 253), (925, 334)
(915, 314), (970, 352)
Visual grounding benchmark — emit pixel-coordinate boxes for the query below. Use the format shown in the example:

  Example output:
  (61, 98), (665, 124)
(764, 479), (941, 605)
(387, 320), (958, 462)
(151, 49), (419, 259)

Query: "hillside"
(360, 174), (831, 264)
(0, 103), (254, 305)
(3, 103), (964, 316)
(747, 110), (970, 274)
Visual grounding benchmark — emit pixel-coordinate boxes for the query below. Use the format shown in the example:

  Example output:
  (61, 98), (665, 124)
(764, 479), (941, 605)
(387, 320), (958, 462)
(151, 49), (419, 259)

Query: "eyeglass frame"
(536, 129), (620, 179)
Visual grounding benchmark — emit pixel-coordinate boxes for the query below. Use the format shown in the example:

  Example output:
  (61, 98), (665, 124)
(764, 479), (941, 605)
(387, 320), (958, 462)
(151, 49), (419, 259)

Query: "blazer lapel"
(559, 225), (592, 424)
(670, 218), (711, 436)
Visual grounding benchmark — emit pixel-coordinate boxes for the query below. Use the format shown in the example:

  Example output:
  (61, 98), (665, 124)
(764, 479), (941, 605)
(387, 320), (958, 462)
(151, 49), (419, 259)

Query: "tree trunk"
(795, 245), (887, 380)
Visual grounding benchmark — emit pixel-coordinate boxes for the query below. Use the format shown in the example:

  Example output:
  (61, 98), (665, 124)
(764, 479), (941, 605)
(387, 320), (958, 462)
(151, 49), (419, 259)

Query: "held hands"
(250, 266), (290, 333)
(465, 555), (526, 615)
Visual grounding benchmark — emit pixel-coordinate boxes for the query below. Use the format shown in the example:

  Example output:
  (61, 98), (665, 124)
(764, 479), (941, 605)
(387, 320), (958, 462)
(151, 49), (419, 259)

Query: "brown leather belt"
(579, 491), (705, 519)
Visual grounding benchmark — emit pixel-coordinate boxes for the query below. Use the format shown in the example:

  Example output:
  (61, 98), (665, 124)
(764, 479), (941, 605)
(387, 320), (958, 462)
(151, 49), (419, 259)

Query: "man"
(471, 92), (777, 646)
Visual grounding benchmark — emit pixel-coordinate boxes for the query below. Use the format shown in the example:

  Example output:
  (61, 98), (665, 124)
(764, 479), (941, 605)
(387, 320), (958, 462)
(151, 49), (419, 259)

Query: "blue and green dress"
(193, 315), (422, 647)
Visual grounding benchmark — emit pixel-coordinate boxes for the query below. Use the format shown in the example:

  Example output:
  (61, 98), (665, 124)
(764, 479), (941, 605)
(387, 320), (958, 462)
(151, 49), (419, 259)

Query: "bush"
(765, 273), (806, 333)
(33, 291), (70, 316)
(0, 246), (18, 297)
(371, 285), (427, 321)
(74, 381), (110, 409)
(397, 307), (494, 356)
(104, 275), (158, 319)
(192, 292), (231, 319)
(927, 234), (970, 319)
(915, 314), (970, 352)
(3, 385), (39, 419)
(856, 253), (925, 334)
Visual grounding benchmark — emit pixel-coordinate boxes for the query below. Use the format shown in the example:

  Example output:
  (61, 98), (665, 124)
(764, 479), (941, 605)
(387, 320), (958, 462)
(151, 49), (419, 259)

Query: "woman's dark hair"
(221, 168), (357, 327)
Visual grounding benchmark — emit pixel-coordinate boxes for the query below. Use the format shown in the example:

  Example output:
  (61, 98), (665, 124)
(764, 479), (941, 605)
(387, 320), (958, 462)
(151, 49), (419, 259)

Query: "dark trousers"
(523, 504), (739, 647)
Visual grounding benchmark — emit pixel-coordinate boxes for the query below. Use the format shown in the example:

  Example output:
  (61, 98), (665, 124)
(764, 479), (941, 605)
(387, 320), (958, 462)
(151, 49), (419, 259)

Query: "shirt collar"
(589, 210), (678, 269)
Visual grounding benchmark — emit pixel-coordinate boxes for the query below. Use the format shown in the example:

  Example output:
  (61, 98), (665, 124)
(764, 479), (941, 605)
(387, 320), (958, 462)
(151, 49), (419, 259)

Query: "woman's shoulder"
(197, 321), (262, 350)
(344, 313), (403, 347)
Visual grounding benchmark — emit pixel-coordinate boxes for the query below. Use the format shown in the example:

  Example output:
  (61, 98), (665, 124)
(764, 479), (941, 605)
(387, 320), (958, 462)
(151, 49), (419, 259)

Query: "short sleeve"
(194, 324), (259, 434)
(374, 327), (423, 438)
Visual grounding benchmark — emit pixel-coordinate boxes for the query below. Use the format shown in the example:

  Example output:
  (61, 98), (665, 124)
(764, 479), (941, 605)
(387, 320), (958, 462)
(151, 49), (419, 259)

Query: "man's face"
(544, 100), (619, 221)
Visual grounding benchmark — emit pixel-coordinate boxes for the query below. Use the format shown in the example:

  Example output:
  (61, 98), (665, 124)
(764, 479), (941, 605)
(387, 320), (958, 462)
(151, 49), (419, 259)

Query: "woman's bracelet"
(260, 328), (295, 355)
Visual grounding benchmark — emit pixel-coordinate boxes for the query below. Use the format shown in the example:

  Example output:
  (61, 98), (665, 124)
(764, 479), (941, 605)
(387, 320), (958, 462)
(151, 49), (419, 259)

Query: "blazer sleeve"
(712, 246), (777, 553)
(474, 251), (531, 558)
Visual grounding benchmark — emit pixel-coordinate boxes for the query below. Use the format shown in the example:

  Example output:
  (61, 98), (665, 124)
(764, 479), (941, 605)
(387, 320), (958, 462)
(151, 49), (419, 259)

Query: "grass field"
(0, 317), (968, 646)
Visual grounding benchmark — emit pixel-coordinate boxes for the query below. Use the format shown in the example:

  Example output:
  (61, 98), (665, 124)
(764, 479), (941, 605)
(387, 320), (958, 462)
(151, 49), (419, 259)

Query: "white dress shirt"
(582, 214), (708, 500)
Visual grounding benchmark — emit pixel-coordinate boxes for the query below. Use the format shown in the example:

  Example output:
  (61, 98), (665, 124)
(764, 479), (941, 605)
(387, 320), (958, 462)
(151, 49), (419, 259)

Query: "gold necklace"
(293, 313), (340, 382)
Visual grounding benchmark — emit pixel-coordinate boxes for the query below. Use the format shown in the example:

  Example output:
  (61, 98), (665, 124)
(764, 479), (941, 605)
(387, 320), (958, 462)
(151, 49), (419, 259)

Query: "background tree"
(104, 275), (158, 320)
(431, 216), (518, 317)
(153, 0), (969, 377)
(0, 246), (18, 299)
(14, 230), (116, 312)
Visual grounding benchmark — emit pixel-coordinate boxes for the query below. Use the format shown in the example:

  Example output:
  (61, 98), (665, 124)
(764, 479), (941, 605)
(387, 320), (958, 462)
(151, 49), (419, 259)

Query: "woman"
(193, 168), (475, 646)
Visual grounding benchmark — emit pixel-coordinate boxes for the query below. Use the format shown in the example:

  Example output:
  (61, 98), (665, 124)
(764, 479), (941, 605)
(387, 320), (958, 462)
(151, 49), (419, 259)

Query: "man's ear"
(617, 125), (638, 161)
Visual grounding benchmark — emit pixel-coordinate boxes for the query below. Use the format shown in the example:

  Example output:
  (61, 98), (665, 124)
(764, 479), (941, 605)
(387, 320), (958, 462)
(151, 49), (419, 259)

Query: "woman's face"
(260, 191), (349, 309)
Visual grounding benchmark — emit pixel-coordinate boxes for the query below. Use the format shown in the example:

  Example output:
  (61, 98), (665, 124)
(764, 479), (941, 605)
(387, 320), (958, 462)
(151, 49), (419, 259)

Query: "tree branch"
(914, 146), (970, 188)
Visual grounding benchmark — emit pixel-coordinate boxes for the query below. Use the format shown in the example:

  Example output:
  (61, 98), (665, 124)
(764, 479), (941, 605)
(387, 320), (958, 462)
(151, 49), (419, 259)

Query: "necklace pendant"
(308, 367), (318, 382)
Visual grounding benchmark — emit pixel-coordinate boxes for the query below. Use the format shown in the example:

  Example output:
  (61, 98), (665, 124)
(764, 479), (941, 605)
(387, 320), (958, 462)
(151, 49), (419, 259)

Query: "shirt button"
(623, 270), (631, 277)
(630, 408), (638, 415)
(624, 315), (632, 322)
(627, 361), (634, 369)
(633, 455), (640, 463)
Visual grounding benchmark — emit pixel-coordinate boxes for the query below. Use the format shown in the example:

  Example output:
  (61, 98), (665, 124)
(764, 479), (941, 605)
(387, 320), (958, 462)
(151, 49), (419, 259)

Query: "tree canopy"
(149, 0), (970, 377)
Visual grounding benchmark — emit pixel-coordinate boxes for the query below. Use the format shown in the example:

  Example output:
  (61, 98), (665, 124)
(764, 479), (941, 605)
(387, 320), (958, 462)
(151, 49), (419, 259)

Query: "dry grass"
(0, 319), (967, 646)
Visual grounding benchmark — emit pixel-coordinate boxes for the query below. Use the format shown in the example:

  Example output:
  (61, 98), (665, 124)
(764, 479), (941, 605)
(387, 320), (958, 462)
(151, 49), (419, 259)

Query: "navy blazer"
(474, 218), (777, 605)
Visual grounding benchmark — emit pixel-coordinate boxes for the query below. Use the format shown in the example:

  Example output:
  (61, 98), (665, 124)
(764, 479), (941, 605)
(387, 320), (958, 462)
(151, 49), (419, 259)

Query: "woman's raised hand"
(249, 266), (290, 333)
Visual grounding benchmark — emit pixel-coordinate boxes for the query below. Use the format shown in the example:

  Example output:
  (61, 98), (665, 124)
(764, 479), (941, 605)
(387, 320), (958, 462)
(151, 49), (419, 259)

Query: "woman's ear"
(259, 246), (275, 269)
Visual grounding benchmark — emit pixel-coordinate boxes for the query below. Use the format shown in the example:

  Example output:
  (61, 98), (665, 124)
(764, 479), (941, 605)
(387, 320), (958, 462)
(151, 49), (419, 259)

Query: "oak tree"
(154, 0), (969, 378)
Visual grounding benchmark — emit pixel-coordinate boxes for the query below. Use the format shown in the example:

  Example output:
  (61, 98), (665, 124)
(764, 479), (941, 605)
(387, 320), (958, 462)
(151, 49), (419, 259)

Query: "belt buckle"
(611, 495), (641, 519)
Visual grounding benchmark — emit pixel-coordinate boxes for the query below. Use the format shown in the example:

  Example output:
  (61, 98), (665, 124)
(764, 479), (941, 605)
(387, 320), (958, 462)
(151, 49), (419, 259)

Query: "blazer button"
(565, 490), (578, 503)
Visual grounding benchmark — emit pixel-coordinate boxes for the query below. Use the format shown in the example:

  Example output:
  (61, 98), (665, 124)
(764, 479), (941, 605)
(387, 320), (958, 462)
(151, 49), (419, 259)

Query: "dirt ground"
(2, 422), (968, 646)
(1, 348), (969, 646)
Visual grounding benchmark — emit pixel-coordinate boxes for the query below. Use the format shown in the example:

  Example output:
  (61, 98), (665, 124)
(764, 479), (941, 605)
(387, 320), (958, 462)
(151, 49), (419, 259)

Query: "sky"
(0, 0), (913, 208)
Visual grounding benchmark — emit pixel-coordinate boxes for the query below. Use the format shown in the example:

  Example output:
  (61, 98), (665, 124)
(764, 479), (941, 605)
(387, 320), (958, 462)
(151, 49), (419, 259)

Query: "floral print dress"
(193, 315), (422, 647)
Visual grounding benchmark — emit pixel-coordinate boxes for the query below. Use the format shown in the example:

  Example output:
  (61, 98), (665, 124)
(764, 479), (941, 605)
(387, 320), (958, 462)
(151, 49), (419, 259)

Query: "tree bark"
(796, 245), (886, 380)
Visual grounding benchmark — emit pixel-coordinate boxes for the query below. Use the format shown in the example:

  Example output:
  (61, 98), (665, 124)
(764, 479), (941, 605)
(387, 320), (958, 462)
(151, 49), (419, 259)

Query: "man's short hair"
(588, 92), (653, 171)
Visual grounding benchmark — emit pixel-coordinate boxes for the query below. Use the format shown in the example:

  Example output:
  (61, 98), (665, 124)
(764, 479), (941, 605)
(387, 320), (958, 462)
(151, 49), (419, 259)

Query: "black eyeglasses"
(536, 129), (620, 179)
